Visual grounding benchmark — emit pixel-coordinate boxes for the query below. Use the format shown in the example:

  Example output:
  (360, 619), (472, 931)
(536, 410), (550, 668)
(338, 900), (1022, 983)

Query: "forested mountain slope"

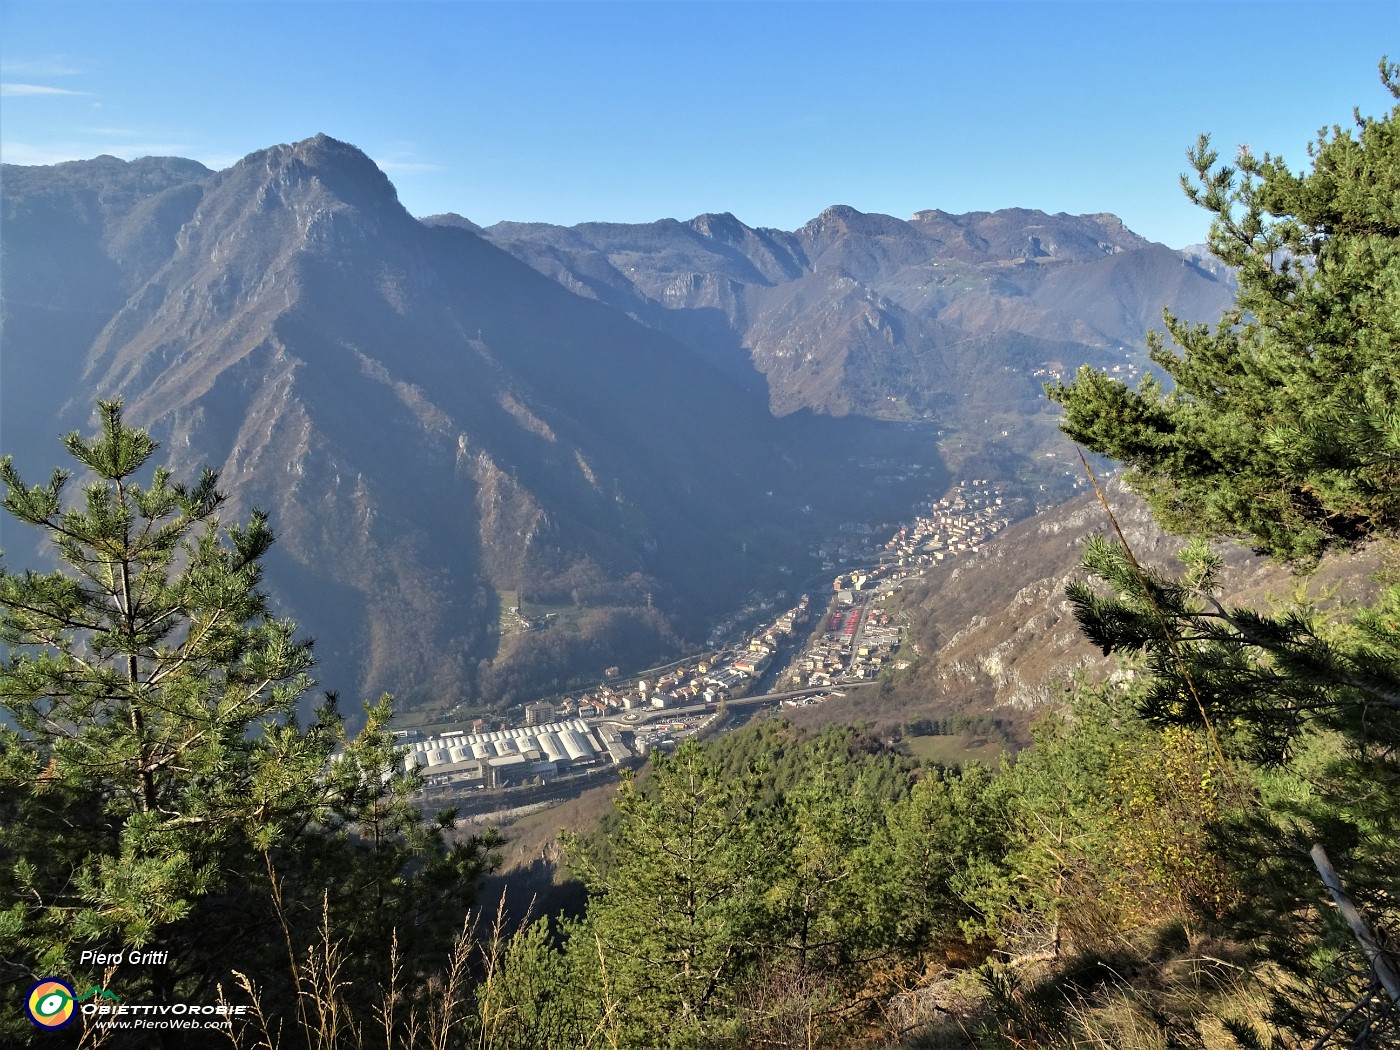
(1, 137), (929, 709)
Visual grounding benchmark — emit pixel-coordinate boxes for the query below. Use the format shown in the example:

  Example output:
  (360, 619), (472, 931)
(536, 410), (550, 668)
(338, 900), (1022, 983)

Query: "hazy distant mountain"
(2, 136), (1233, 713)
(0, 154), (213, 472)
(2, 136), (932, 712)
(466, 205), (1235, 487)
(1177, 242), (1233, 281)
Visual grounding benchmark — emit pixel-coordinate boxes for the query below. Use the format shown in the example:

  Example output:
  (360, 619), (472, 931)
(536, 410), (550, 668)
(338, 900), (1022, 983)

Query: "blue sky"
(1, 1), (1395, 247)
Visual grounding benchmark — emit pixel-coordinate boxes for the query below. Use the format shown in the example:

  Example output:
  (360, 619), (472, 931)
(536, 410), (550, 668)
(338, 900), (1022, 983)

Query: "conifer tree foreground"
(0, 401), (494, 1043)
(1049, 63), (1400, 1044)
(1049, 64), (1400, 564)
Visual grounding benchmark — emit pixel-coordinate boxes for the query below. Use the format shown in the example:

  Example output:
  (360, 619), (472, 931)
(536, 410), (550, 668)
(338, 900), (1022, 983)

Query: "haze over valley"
(0, 135), (1237, 716)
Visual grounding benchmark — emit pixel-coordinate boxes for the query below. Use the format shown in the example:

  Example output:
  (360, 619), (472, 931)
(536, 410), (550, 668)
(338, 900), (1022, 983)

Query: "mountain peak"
(688, 211), (750, 241)
(800, 205), (916, 237)
(422, 212), (484, 233)
(812, 204), (866, 225)
(287, 132), (373, 167)
(227, 133), (404, 220)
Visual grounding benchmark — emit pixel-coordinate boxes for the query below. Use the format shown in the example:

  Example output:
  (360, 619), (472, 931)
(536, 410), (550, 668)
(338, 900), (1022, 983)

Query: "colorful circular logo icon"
(26, 979), (76, 1029)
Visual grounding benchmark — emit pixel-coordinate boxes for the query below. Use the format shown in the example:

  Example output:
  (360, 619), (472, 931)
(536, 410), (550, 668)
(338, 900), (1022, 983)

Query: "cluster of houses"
(1033, 358), (1141, 385)
(703, 594), (813, 691)
(774, 482), (1016, 692)
(784, 602), (899, 689)
(884, 481), (1010, 568)
(567, 594), (818, 707)
(507, 598), (811, 724)
(575, 666), (726, 714)
(787, 640), (849, 689)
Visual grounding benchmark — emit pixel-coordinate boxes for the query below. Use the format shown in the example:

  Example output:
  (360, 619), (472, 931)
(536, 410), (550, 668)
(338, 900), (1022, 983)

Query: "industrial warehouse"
(404, 719), (633, 790)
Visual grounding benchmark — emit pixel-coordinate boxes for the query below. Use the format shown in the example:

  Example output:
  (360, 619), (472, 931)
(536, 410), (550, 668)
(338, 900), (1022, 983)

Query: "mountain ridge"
(465, 200), (1234, 491)
(4, 135), (1231, 712)
(2, 136), (937, 712)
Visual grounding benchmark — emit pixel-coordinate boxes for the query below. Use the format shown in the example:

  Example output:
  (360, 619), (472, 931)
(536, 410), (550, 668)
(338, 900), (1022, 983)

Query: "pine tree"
(0, 401), (493, 1041)
(565, 740), (769, 1049)
(1047, 64), (1400, 1044)
(1048, 62), (1400, 565)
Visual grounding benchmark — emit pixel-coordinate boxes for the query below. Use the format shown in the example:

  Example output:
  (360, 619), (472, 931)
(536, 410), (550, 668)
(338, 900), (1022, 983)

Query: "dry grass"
(900, 733), (1009, 768)
(874, 923), (1279, 1050)
(484, 780), (618, 876)
(216, 897), (501, 1050)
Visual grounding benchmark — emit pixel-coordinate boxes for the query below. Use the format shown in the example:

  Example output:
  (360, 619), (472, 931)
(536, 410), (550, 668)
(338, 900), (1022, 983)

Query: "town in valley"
(403, 479), (1014, 809)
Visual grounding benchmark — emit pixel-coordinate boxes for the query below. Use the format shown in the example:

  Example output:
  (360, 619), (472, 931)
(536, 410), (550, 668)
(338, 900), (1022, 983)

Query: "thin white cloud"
(0, 60), (82, 78)
(371, 141), (444, 176)
(1, 83), (89, 98)
(376, 159), (445, 174)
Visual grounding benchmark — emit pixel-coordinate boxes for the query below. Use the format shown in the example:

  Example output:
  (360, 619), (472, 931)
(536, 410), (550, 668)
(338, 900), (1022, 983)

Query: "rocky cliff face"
(890, 479), (1382, 717)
